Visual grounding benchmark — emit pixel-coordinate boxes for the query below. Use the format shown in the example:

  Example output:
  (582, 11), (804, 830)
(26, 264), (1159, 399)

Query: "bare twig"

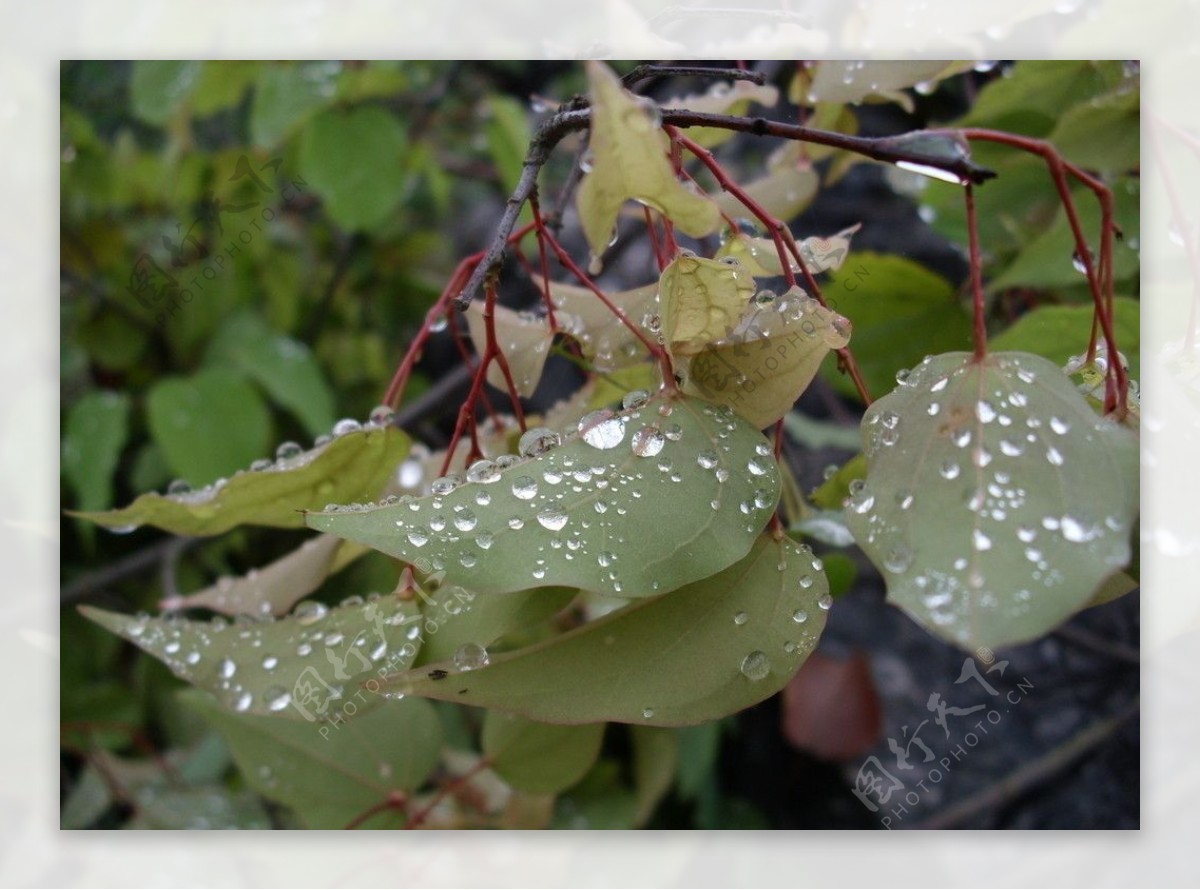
(61, 537), (199, 605)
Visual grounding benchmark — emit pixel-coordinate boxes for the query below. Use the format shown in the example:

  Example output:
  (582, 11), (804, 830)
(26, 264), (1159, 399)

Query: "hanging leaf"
(182, 690), (442, 829)
(82, 591), (422, 722)
(308, 395), (779, 599)
(680, 287), (852, 429)
(577, 61), (720, 256)
(482, 712), (605, 794)
(414, 586), (577, 667)
(464, 302), (554, 398)
(843, 351), (1139, 650)
(663, 80), (779, 149)
(535, 275), (658, 372)
(716, 224), (861, 277)
(714, 142), (819, 222)
(804, 61), (972, 111)
(73, 424), (410, 536)
(660, 252), (757, 356)
(630, 726), (678, 826)
(160, 534), (369, 616)
(380, 534), (829, 726)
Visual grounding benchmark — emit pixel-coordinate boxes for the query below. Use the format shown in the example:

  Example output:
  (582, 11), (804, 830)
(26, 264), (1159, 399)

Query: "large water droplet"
(293, 600), (328, 626)
(630, 425), (665, 457)
(740, 650), (771, 681)
(511, 475), (538, 500)
(264, 686), (291, 711)
(519, 426), (561, 457)
(453, 642), (490, 671)
(466, 459), (500, 484)
(579, 410), (626, 449)
(536, 509), (568, 531)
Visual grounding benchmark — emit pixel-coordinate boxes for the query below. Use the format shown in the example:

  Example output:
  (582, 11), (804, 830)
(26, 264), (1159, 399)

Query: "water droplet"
(431, 475), (461, 496)
(369, 404), (395, 426)
(218, 657), (236, 679)
(264, 686), (291, 711)
(167, 478), (192, 495)
(740, 650), (771, 680)
(642, 708), (655, 719)
(407, 530), (429, 547)
(792, 609), (809, 623)
(621, 389), (651, 410)
(818, 593), (833, 611)
(578, 410), (626, 449)
(884, 545), (914, 573)
(972, 528), (993, 551)
(1046, 447), (1065, 466)
(466, 459), (500, 484)
(511, 475), (538, 500)
(293, 601), (328, 625)
(508, 516), (524, 530)
(630, 425), (665, 457)
(597, 550), (615, 567)
(333, 418), (361, 437)
(1049, 416), (1070, 435)
(519, 426), (561, 457)
(233, 691), (253, 712)
(976, 401), (997, 423)
(536, 509), (568, 531)
(939, 461), (961, 480)
(261, 654), (278, 670)
(453, 642), (490, 671)
(275, 441), (302, 460)
(453, 510), (478, 532)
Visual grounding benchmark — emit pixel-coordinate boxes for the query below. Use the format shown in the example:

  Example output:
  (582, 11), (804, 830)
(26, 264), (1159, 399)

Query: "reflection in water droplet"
(733, 611), (749, 626)
(579, 410), (626, 449)
(740, 650), (771, 680)
(630, 425), (666, 457)
(265, 687), (291, 711)
(453, 642), (490, 671)
(537, 509), (568, 531)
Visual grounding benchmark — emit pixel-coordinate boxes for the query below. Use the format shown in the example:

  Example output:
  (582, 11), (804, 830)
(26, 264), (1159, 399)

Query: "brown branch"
(621, 64), (766, 91)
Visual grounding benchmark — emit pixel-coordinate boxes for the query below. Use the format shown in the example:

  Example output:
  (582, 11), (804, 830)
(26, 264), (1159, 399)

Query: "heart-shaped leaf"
(465, 302), (554, 397)
(380, 534), (830, 726)
(73, 424), (410, 536)
(82, 592), (422, 721)
(577, 61), (720, 257)
(843, 351), (1139, 650)
(308, 395), (780, 598)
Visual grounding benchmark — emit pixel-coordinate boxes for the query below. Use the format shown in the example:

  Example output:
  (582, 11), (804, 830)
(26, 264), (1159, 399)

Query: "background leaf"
(482, 712), (605, 794)
(62, 390), (131, 513)
(990, 297), (1141, 382)
(129, 61), (202, 126)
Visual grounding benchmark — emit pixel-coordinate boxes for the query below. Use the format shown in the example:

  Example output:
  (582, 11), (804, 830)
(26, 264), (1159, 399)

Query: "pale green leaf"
(182, 689), (442, 829)
(414, 586), (576, 667)
(715, 140), (819, 222)
(161, 534), (370, 616)
(74, 424), (409, 536)
(663, 80), (779, 148)
(843, 351), (1140, 650)
(716, 225), (861, 278)
(381, 534), (829, 726)
(126, 785), (272, 830)
(577, 61), (720, 256)
(308, 395), (779, 598)
(62, 390), (131, 514)
(465, 302), (553, 398)
(146, 368), (272, 489)
(82, 591), (422, 721)
(536, 275), (658, 372)
(680, 286), (851, 429)
(804, 61), (972, 111)
(660, 252), (757, 356)
(483, 712), (605, 794)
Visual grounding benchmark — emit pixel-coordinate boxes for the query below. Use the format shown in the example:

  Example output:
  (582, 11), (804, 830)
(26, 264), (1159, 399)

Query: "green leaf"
(577, 61), (719, 257)
(190, 61), (262, 116)
(990, 297), (1140, 383)
(1087, 570), (1138, 608)
(206, 311), (336, 438)
(843, 351), (1139, 650)
(126, 785), (272, 830)
(382, 534), (829, 726)
(62, 390), (131, 513)
(675, 723), (722, 801)
(1045, 85), (1139, 174)
(805, 61), (972, 111)
(822, 252), (973, 400)
(484, 94), (532, 194)
(552, 760), (639, 829)
(810, 453), (868, 510)
(83, 591), (422, 721)
(75, 423), (409, 536)
(959, 61), (1127, 137)
(482, 712), (605, 794)
(680, 286), (852, 429)
(298, 105), (408, 232)
(414, 586), (576, 667)
(129, 61), (202, 126)
(181, 689), (442, 829)
(308, 395), (779, 598)
(249, 61), (341, 148)
(145, 368), (272, 489)
(630, 725), (678, 826)
(162, 534), (369, 616)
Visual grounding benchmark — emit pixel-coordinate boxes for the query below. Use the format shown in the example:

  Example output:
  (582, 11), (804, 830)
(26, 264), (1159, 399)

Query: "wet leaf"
(663, 80), (779, 148)
(75, 424), (409, 536)
(805, 61), (972, 111)
(715, 141), (819, 222)
(381, 534), (829, 726)
(843, 351), (1139, 650)
(414, 586), (576, 667)
(182, 689), (442, 829)
(716, 225), (861, 277)
(308, 395), (779, 599)
(161, 534), (369, 616)
(660, 252), (757, 356)
(464, 302), (553, 398)
(577, 61), (720, 256)
(62, 390), (131, 514)
(536, 275), (658, 372)
(990, 297), (1140, 382)
(82, 591), (422, 721)
(680, 286), (851, 429)
(482, 712), (604, 794)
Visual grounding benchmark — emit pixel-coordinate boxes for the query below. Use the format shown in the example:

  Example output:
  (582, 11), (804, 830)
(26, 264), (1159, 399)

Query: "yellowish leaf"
(577, 61), (720, 257)
(660, 252), (756, 357)
(465, 302), (554, 398)
(663, 80), (779, 148)
(534, 274), (658, 371)
(804, 61), (973, 111)
(714, 141), (819, 222)
(681, 287), (852, 429)
(716, 224), (862, 277)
